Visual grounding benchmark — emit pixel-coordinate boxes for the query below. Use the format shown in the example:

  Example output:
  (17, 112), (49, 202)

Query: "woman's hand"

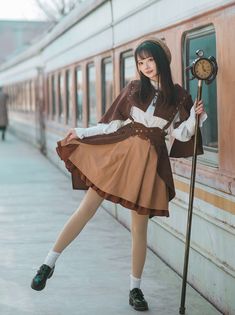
(194, 99), (206, 116)
(65, 128), (78, 141)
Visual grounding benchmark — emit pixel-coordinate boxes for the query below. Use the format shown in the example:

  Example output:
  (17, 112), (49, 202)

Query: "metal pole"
(179, 79), (203, 314)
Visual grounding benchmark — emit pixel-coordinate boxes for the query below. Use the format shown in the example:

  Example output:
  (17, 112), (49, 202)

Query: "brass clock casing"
(192, 58), (213, 80)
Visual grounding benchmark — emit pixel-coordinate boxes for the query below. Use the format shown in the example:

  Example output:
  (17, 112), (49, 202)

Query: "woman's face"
(137, 55), (159, 81)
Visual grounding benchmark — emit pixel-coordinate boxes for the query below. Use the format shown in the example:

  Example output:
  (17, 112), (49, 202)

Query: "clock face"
(194, 58), (213, 79)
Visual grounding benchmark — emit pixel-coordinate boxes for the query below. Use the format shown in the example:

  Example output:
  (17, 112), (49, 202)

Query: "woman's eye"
(138, 62), (143, 65)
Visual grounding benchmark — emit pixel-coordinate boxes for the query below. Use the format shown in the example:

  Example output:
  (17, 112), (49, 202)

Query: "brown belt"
(116, 122), (166, 145)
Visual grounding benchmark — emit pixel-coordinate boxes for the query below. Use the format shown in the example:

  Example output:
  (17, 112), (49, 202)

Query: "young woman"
(31, 38), (207, 311)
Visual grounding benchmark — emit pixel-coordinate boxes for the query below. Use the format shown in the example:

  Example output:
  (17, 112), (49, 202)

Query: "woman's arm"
(65, 83), (132, 141)
(167, 99), (207, 142)
(74, 119), (132, 139)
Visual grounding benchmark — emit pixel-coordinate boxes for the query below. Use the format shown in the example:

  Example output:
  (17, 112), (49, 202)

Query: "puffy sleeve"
(74, 83), (132, 139)
(74, 119), (131, 139)
(169, 91), (206, 158)
(167, 105), (208, 142)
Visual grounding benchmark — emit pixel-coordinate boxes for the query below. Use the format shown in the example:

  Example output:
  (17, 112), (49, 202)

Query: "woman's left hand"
(194, 99), (206, 116)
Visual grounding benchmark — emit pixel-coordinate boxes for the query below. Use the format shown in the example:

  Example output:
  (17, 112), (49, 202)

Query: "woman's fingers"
(66, 129), (77, 141)
(65, 129), (72, 137)
(194, 99), (205, 115)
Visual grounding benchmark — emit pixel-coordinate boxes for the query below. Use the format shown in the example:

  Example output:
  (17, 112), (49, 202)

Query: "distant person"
(31, 38), (207, 311)
(0, 87), (9, 141)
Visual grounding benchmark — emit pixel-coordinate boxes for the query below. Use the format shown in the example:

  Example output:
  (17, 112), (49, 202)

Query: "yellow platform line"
(175, 180), (235, 214)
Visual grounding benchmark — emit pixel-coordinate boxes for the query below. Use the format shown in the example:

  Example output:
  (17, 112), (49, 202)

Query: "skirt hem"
(71, 159), (169, 218)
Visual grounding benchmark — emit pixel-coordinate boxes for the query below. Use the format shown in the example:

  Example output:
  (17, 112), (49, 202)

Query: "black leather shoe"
(129, 288), (149, 311)
(31, 264), (55, 291)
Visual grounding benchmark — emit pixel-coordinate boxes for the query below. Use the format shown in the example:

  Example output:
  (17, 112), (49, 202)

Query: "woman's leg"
(129, 211), (149, 310)
(53, 187), (104, 253)
(31, 187), (104, 291)
(131, 211), (149, 279)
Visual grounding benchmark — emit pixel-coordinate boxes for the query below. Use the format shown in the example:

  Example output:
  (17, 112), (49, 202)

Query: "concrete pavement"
(0, 133), (222, 315)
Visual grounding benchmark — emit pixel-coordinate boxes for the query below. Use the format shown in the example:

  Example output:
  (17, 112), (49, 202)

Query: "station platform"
(0, 133), (222, 315)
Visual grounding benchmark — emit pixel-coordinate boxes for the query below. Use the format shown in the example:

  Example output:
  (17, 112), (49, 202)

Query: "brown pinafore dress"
(56, 81), (203, 219)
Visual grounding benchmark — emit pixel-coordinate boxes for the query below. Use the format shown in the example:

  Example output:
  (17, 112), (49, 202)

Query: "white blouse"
(74, 96), (207, 142)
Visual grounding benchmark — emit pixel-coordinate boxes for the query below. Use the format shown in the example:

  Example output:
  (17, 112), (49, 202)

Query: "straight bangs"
(135, 43), (155, 64)
(135, 48), (152, 61)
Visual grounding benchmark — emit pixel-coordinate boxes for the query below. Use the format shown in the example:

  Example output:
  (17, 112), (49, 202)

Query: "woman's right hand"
(65, 128), (78, 141)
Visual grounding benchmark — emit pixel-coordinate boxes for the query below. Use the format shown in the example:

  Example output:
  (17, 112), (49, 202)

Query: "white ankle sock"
(130, 274), (141, 290)
(43, 250), (60, 268)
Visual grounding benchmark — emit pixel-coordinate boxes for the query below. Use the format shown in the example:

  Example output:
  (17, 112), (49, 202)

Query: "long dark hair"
(134, 40), (175, 107)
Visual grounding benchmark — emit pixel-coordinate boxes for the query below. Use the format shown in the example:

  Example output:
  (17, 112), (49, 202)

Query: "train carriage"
(0, 0), (235, 313)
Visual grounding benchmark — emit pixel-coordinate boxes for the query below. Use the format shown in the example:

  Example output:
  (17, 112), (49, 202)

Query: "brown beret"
(136, 37), (172, 64)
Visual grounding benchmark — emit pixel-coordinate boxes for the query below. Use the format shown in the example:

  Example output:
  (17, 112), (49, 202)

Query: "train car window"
(87, 63), (97, 126)
(120, 51), (135, 89)
(58, 73), (64, 120)
(14, 86), (17, 110)
(75, 67), (83, 126)
(24, 82), (27, 111)
(66, 70), (73, 124)
(17, 85), (20, 111)
(12, 86), (15, 110)
(25, 82), (28, 111)
(9, 87), (12, 109)
(11, 87), (13, 109)
(29, 81), (32, 112)
(29, 81), (32, 111)
(183, 26), (218, 164)
(21, 83), (24, 111)
(26, 82), (29, 111)
(12, 86), (14, 110)
(20, 83), (23, 111)
(52, 75), (56, 119)
(31, 81), (35, 112)
(26, 82), (29, 112)
(15, 85), (18, 111)
(45, 77), (49, 116)
(16, 86), (19, 110)
(10, 87), (12, 109)
(22, 82), (25, 111)
(102, 57), (113, 114)
(23, 82), (26, 112)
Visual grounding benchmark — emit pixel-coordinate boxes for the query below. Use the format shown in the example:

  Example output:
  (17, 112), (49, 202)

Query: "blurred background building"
(0, 20), (51, 64)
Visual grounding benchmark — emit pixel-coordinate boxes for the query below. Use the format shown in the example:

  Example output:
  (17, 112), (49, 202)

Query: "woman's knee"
(131, 212), (149, 236)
